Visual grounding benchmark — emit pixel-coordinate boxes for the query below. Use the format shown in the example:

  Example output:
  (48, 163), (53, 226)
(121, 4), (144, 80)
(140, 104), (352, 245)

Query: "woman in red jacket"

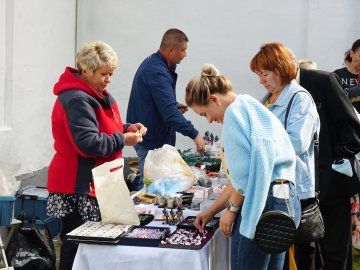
(46, 41), (146, 270)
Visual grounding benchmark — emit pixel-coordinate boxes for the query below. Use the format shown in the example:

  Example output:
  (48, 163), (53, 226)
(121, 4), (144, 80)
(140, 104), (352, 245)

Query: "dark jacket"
(299, 68), (360, 205)
(48, 67), (125, 195)
(126, 51), (198, 150)
(349, 85), (360, 113)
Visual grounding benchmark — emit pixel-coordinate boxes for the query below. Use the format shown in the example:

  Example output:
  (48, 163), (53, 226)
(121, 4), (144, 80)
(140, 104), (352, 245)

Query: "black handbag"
(295, 198), (324, 243)
(254, 210), (296, 254)
(285, 91), (325, 244)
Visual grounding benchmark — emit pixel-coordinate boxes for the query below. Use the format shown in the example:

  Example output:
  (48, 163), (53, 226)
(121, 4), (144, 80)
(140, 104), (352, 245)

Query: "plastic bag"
(147, 177), (193, 196)
(92, 158), (140, 225)
(5, 216), (56, 270)
(0, 160), (21, 196)
(144, 144), (196, 183)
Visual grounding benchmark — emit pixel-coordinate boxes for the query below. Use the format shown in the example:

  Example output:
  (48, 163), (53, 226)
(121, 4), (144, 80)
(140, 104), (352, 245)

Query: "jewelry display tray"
(118, 226), (171, 247)
(176, 216), (220, 231)
(66, 221), (132, 245)
(159, 228), (214, 250)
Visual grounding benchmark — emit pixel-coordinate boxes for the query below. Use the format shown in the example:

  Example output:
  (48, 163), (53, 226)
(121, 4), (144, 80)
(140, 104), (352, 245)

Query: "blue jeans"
(230, 181), (301, 270)
(133, 144), (149, 190)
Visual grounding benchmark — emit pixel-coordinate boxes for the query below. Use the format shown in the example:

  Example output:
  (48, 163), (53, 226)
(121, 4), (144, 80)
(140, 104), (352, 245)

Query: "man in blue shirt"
(126, 28), (205, 190)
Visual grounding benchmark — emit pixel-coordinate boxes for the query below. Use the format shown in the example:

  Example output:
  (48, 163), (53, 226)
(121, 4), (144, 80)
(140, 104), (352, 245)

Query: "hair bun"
(201, 64), (220, 77)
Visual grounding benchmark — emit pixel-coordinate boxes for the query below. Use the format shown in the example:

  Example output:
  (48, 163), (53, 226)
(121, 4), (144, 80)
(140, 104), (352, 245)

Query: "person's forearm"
(229, 188), (244, 208)
(207, 184), (232, 216)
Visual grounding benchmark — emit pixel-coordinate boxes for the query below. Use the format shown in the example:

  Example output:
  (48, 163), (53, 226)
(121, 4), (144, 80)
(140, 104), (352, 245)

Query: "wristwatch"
(226, 200), (240, 213)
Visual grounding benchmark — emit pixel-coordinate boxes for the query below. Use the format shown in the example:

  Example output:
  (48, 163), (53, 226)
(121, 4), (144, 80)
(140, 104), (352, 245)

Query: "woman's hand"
(126, 123), (147, 136)
(124, 132), (143, 146)
(219, 210), (237, 237)
(195, 209), (215, 232)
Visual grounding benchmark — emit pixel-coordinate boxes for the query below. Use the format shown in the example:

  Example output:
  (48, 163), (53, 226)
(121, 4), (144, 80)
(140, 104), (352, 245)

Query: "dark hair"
(344, 49), (351, 62)
(351, 39), (360, 52)
(160, 28), (188, 50)
(345, 39), (360, 62)
(250, 42), (297, 85)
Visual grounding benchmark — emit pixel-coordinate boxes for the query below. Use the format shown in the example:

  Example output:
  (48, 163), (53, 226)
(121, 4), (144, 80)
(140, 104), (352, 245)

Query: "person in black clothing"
(298, 67), (360, 270)
(349, 85), (360, 114)
(333, 39), (360, 95)
(334, 39), (360, 259)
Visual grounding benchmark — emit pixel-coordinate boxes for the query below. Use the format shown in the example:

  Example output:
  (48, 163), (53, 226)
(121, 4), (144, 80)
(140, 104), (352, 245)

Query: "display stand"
(66, 221), (132, 245)
(72, 205), (230, 270)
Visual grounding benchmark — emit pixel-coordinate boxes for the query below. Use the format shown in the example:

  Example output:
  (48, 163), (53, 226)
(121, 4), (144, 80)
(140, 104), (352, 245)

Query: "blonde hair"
(185, 64), (232, 107)
(298, 59), (318, 70)
(76, 41), (119, 75)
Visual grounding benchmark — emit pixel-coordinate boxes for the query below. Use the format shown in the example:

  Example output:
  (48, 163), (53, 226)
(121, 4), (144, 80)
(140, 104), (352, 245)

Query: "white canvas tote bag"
(92, 158), (140, 225)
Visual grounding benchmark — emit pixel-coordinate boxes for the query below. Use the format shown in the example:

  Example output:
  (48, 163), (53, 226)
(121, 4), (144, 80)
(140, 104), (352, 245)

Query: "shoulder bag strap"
(284, 91), (320, 193)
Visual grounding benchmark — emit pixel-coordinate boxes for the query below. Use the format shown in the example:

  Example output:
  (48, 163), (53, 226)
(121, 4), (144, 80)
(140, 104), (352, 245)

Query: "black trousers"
(294, 199), (318, 270)
(319, 201), (352, 270)
(283, 199), (318, 270)
(286, 200), (353, 270)
(59, 211), (84, 270)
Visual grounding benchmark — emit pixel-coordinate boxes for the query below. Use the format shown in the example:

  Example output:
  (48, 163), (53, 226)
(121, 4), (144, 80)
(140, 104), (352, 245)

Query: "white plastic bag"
(92, 158), (140, 225)
(147, 177), (194, 196)
(144, 144), (196, 185)
(0, 160), (20, 196)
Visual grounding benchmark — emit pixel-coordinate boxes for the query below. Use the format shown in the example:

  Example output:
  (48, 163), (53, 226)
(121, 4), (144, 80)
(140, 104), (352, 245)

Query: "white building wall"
(0, 0), (76, 174)
(0, 0), (359, 175)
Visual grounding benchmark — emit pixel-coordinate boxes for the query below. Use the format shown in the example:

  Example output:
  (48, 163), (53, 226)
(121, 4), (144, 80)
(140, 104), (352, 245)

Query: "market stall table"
(72, 207), (229, 270)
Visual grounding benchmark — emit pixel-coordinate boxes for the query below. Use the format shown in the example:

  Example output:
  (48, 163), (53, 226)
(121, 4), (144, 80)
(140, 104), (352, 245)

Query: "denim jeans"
(133, 144), (149, 190)
(230, 181), (301, 270)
